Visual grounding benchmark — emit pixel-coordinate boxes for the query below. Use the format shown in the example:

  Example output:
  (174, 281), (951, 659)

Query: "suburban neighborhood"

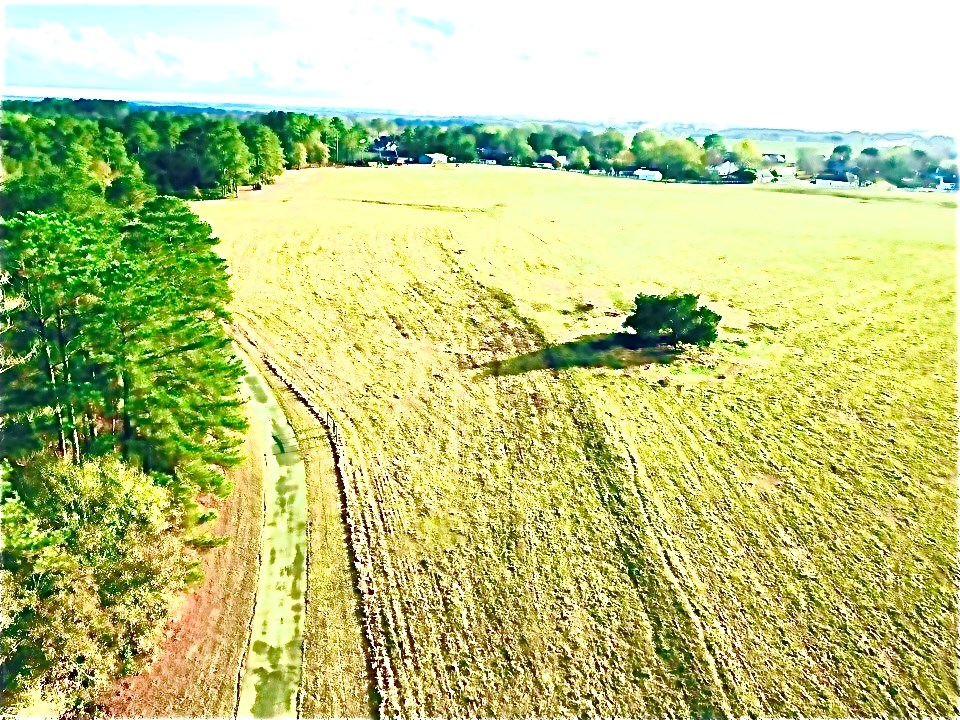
(356, 129), (957, 190)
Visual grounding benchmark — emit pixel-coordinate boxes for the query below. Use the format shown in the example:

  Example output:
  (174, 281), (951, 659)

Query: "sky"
(3, 0), (958, 133)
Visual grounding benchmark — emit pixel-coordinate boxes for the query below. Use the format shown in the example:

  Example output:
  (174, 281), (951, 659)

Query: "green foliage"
(797, 147), (826, 176)
(1, 199), (246, 491)
(622, 292), (721, 347)
(656, 138), (705, 180)
(703, 133), (727, 166)
(0, 106), (248, 713)
(291, 142), (308, 169)
(206, 120), (252, 197)
(241, 123), (285, 188)
(569, 146), (591, 170)
(1, 114), (152, 215)
(731, 139), (761, 170)
(0, 456), (192, 711)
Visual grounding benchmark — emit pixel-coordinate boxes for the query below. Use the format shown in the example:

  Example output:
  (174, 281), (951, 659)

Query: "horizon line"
(2, 85), (954, 139)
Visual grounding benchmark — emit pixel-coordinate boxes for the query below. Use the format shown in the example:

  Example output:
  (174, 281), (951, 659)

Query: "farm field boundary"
(232, 328), (377, 717)
(102, 376), (265, 718)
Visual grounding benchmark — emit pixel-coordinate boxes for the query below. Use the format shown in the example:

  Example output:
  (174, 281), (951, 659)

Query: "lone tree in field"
(622, 292), (721, 347)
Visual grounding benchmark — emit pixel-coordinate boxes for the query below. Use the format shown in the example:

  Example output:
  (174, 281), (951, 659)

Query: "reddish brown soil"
(101, 422), (264, 718)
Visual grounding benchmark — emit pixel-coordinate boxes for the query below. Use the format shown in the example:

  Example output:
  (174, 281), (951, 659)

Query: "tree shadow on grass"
(482, 333), (681, 377)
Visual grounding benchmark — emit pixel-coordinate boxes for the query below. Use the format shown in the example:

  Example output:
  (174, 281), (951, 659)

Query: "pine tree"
(241, 123), (285, 188)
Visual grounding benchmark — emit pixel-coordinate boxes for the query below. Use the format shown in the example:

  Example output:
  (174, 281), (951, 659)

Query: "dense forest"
(5, 99), (956, 193)
(1, 99), (246, 712)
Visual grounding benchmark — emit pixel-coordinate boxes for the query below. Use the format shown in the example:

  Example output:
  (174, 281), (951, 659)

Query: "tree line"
(4, 99), (956, 194)
(1, 100), (246, 711)
(797, 144), (958, 187)
(1, 100), (757, 187)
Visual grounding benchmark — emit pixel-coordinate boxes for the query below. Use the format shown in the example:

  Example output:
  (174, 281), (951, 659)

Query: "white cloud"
(4, 0), (959, 133)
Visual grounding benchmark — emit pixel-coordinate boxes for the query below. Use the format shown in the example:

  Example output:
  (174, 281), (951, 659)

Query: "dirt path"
(235, 349), (308, 718)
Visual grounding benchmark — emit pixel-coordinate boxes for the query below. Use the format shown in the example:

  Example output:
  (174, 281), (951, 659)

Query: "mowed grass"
(197, 165), (957, 716)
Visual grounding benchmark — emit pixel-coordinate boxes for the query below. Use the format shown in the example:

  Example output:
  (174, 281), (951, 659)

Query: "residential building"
(633, 169), (663, 181)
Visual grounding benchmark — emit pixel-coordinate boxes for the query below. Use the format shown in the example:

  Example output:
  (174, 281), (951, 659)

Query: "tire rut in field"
(234, 331), (382, 719)
(475, 279), (737, 714)
(234, 347), (308, 719)
(407, 235), (735, 713)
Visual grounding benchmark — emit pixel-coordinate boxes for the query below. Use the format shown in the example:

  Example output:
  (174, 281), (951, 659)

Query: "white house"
(419, 153), (448, 164)
(708, 160), (739, 177)
(813, 177), (852, 188)
(533, 153), (560, 169)
(756, 169), (775, 184)
(633, 168), (663, 181)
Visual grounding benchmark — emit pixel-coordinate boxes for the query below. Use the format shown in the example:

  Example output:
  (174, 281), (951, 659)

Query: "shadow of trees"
(482, 333), (681, 377)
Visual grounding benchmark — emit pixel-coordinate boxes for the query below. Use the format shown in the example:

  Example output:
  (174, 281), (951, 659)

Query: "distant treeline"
(4, 99), (956, 193)
(796, 144), (957, 187)
(1, 99), (247, 710)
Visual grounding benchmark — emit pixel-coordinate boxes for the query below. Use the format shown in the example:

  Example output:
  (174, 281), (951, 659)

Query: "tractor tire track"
(234, 329), (383, 719)
(232, 343), (308, 718)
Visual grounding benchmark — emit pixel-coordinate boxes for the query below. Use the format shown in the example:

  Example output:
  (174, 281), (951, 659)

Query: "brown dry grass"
(102, 407), (264, 718)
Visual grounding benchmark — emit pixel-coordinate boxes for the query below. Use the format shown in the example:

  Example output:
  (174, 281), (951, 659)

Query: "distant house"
(813, 173), (852, 188)
(756, 169), (775, 184)
(709, 160), (739, 177)
(533, 154), (559, 169)
(419, 153), (448, 164)
(633, 168), (663, 181)
(762, 152), (787, 165)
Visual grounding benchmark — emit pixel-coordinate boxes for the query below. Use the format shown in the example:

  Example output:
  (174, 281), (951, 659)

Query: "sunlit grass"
(197, 164), (957, 716)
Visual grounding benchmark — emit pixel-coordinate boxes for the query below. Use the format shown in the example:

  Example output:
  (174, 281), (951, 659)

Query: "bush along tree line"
(1, 99), (247, 712)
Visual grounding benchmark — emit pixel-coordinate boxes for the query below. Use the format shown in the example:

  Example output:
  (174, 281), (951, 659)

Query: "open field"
(197, 164), (957, 716)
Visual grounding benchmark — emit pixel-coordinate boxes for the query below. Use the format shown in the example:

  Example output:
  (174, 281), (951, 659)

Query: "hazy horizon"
(4, 0), (957, 136)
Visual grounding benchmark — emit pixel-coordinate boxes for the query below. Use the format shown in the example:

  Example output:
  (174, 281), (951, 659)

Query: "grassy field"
(197, 164), (957, 716)
(234, 346), (308, 718)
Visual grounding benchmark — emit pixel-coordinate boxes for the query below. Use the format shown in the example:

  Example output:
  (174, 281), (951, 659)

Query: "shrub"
(622, 292), (721, 347)
(0, 456), (192, 712)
